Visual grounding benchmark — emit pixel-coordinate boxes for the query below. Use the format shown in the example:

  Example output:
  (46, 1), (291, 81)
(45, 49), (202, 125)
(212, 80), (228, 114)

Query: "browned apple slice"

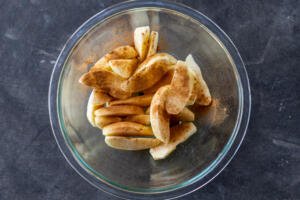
(145, 106), (150, 115)
(150, 85), (170, 143)
(134, 26), (150, 61)
(149, 122), (197, 160)
(91, 45), (138, 71)
(79, 70), (131, 99)
(94, 105), (144, 116)
(147, 31), (159, 58)
(94, 116), (122, 128)
(165, 61), (193, 115)
(108, 94), (153, 107)
(143, 68), (174, 94)
(122, 53), (177, 93)
(105, 136), (161, 150)
(124, 115), (150, 125)
(103, 122), (153, 136)
(185, 54), (212, 105)
(109, 58), (138, 78)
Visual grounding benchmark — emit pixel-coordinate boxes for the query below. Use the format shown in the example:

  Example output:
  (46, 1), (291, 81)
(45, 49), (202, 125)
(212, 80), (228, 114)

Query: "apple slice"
(86, 90), (112, 127)
(79, 69), (131, 99)
(143, 68), (174, 94)
(124, 115), (150, 125)
(105, 136), (161, 150)
(134, 26), (150, 61)
(165, 61), (194, 115)
(91, 45), (138, 71)
(103, 122), (153, 136)
(109, 94), (153, 107)
(94, 105), (144, 116)
(122, 53), (177, 93)
(185, 54), (212, 105)
(147, 31), (159, 58)
(172, 107), (195, 122)
(149, 122), (197, 160)
(109, 58), (138, 78)
(94, 116), (122, 128)
(150, 85), (170, 143)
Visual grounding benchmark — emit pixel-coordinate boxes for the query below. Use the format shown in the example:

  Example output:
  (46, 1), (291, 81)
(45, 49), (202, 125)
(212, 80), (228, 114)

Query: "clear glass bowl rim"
(48, 1), (251, 199)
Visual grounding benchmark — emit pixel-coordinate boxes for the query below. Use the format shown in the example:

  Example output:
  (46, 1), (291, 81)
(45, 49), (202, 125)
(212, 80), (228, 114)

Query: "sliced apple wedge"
(149, 122), (197, 160)
(185, 54), (212, 105)
(79, 70), (131, 99)
(122, 53), (177, 93)
(91, 45), (138, 71)
(143, 68), (174, 94)
(145, 106), (150, 115)
(103, 122), (153, 136)
(124, 115), (150, 125)
(94, 105), (144, 116)
(165, 61), (194, 115)
(94, 116), (122, 128)
(109, 58), (138, 78)
(105, 136), (161, 150)
(109, 94), (153, 107)
(134, 26), (150, 61)
(147, 31), (159, 58)
(150, 85), (170, 143)
(172, 107), (195, 122)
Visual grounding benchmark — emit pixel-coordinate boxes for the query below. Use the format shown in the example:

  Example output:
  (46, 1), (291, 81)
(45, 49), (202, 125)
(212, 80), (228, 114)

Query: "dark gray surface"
(0, 0), (299, 199)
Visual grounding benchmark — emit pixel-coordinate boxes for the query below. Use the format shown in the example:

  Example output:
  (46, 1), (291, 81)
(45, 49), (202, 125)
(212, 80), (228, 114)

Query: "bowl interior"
(58, 7), (240, 192)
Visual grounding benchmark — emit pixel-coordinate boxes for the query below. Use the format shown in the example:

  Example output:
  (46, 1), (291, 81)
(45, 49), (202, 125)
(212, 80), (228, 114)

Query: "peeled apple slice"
(109, 58), (138, 78)
(124, 115), (150, 125)
(147, 31), (159, 58)
(185, 54), (212, 105)
(150, 85), (170, 143)
(94, 105), (144, 116)
(134, 26), (150, 61)
(149, 122), (197, 160)
(109, 94), (153, 107)
(122, 53), (177, 93)
(91, 45), (138, 71)
(103, 122), (153, 136)
(105, 136), (161, 150)
(165, 61), (194, 115)
(79, 69), (131, 99)
(94, 116), (122, 128)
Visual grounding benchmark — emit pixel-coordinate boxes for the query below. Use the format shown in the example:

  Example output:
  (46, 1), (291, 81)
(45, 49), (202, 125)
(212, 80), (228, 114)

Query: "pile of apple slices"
(79, 26), (211, 160)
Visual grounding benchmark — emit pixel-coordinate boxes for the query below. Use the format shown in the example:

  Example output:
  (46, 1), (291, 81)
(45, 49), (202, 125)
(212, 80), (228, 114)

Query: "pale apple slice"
(165, 61), (194, 115)
(86, 90), (112, 127)
(122, 53), (177, 93)
(124, 115), (150, 125)
(109, 94), (153, 107)
(150, 122), (197, 160)
(103, 122), (153, 136)
(143, 68), (174, 94)
(172, 107), (195, 122)
(147, 31), (159, 58)
(79, 70), (131, 99)
(86, 90), (100, 127)
(94, 116), (122, 128)
(109, 58), (138, 78)
(150, 85), (170, 143)
(185, 54), (212, 105)
(105, 136), (161, 150)
(134, 26), (150, 61)
(94, 105), (144, 116)
(91, 45), (138, 71)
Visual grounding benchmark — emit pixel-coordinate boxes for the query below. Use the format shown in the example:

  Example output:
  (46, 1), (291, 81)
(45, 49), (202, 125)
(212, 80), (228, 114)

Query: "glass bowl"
(48, 1), (251, 199)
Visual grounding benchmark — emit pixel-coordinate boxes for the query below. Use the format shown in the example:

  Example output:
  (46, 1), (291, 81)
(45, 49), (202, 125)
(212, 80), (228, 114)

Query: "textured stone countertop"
(0, 0), (299, 199)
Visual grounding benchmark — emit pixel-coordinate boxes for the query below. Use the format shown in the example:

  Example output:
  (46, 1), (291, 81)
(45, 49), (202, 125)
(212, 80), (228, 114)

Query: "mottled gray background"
(0, 0), (299, 199)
